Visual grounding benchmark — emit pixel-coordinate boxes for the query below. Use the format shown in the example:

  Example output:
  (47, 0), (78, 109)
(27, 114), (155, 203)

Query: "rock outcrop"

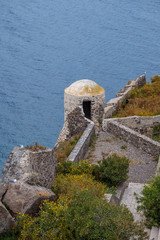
(0, 180), (55, 233)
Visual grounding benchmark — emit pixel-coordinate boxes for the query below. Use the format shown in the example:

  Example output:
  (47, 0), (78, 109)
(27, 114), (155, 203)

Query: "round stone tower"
(64, 79), (105, 123)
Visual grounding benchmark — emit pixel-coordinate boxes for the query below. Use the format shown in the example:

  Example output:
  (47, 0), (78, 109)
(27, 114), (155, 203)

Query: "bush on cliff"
(17, 190), (147, 240)
(56, 160), (93, 176)
(57, 154), (129, 187)
(136, 175), (160, 228)
(92, 154), (129, 187)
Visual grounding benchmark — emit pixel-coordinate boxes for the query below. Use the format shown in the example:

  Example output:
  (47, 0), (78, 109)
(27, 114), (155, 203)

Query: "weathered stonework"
(103, 119), (160, 156)
(64, 80), (105, 124)
(57, 107), (89, 143)
(1, 147), (57, 188)
(67, 123), (95, 163)
(115, 115), (160, 138)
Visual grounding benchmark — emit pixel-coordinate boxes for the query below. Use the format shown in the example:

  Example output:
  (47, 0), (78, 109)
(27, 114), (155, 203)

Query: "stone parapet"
(103, 119), (160, 156)
(67, 123), (95, 163)
(1, 147), (57, 188)
(115, 115), (160, 138)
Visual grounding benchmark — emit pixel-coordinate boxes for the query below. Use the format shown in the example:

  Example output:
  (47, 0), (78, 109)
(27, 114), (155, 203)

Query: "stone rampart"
(1, 147), (57, 188)
(104, 74), (146, 119)
(115, 115), (160, 137)
(67, 123), (95, 162)
(103, 119), (160, 156)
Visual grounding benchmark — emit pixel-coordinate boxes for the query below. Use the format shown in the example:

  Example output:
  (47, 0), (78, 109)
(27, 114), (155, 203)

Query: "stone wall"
(104, 74), (146, 119)
(115, 115), (160, 138)
(1, 147), (57, 188)
(57, 107), (90, 143)
(67, 123), (95, 163)
(103, 119), (160, 156)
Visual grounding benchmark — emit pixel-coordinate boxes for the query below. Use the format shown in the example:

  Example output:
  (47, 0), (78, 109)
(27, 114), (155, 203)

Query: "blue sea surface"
(0, 0), (160, 173)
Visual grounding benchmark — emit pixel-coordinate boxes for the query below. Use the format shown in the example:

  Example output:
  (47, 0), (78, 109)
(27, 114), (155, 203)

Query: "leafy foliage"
(92, 154), (129, 187)
(0, 229), (19, 240)
(17, 190), (147, 240)
(136, 175), (160, 228)
(152, 125), (160, 142)
(56, 160), (93, 176)
(52, 174), (106, 199)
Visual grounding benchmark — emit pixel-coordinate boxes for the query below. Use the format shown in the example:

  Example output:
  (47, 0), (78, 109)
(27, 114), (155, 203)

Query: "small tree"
(136, 175), (160, 228)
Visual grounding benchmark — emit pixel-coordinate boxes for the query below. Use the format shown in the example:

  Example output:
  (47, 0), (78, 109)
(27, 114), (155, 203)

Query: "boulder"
(3, 181), (55, 216)
(0, 182), (8, 201)
(0, 201), (16, 233)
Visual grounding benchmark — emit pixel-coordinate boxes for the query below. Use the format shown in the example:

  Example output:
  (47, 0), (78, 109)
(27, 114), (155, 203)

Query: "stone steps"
(120, 182), (160, 240)
(120, 183), (151, 238)
(149, 227), (160, 240)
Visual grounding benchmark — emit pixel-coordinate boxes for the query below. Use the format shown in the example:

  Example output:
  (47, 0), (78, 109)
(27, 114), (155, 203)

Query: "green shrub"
(17, 190), (147, 240)
(17, 197), (68, 240)
(64, 190), (147, 240)
(52, 174), (106, 199)
(152, 125), (160, 142)
(121, 145), (127, 150)
(92, 154), (129, 187)
(136, 175), (160, 228)
(56, 160), (93, 176)
(0, 229), (19, 240)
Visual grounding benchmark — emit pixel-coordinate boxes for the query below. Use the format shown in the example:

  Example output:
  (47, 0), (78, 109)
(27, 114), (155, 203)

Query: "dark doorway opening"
(83, 101), (91, 119)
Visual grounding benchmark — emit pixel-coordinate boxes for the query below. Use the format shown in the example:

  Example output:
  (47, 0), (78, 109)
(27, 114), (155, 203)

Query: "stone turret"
(64, 79), (105, 123)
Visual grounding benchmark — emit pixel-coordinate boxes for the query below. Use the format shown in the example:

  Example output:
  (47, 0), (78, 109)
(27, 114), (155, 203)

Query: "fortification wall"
(1, 147), (57, 188)
(103, 119), (160, 156)
(115, 115), (160, 137)
(57, 107), (89, 143)
(104, 74), (146, 119)
(67, 123), (95, 163)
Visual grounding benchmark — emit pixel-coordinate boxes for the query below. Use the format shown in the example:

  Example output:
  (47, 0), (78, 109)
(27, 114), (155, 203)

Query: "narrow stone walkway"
(86, 131), (157, 183)
(120, 183), (151, 237)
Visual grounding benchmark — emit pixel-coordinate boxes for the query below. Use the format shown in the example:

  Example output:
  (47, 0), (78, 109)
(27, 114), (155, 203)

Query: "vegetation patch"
(92, 154), (129, 187)
(89, 133), (97, 148)
(121, 145), (127, 150)
(52, 174), (106, 199)
(152, 125), (160, 143)
(55, 132), (82, 163)
(25, 141), (46, 151)
(136, 175), (160, 228)
(17, 178), (147, 240)
(114, 75), (160, 117)
(56, 160), (93, 176)
(0, 229), (19, 240)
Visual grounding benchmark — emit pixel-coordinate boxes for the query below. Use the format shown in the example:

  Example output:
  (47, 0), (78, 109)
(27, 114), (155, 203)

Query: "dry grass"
(55, 132), (82, 163)
(25, 142), (46, 151)
(114, 75), (160, 117)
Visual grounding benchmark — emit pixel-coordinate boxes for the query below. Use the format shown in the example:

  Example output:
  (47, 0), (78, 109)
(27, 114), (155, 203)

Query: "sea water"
(0, 0), (160, 173)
